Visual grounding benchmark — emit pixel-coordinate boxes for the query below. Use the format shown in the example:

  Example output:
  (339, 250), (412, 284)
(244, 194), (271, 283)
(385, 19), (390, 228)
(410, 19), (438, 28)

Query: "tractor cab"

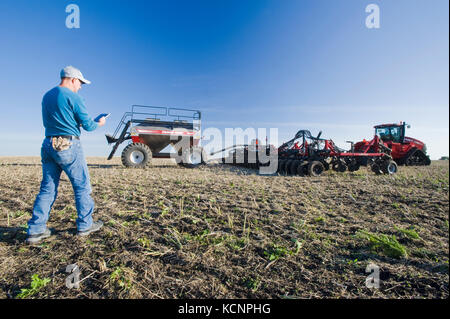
(374, 122), (410, 144)
(355, 121), (430, 166)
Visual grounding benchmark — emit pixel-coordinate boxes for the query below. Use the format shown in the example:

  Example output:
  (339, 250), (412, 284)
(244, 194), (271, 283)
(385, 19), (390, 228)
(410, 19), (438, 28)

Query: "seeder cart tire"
(122, 143), (152, 168)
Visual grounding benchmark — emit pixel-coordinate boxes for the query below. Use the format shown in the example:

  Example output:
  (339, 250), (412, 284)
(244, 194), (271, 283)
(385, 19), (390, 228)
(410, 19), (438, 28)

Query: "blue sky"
(0, 0), (448, 159)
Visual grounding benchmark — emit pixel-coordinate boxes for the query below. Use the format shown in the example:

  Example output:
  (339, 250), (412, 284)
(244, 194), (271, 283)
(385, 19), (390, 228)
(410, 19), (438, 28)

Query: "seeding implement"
(354, 122), (431, 166)
(216, 129), (398, 177)
(105, 105), (207, 168)
(105, 106), (422, 176)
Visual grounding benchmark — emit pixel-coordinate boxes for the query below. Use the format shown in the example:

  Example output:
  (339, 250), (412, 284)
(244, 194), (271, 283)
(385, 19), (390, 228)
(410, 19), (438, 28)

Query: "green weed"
(394, 225), (420, 240)
(193, 229), (210, 246)
(137, 237), (151, 248)
(264, 240), (302, 261)
(243, 277), (261, 292)
(16, 274), (51, 299)
(227, 237), (246, 251)
(314, 216), (326, 224)
(357, 230), (407, 259)
(412, 248), (436, 260)
(110, 267), (132, 291)
(347, 258), (359, 266)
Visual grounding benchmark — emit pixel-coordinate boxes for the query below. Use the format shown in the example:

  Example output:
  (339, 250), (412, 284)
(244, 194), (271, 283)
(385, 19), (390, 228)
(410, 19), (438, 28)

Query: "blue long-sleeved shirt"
(42, 86), (98, 137)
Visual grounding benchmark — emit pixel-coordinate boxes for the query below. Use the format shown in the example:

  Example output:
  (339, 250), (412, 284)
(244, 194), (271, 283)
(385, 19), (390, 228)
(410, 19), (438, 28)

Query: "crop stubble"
(0, 157), (448, 298)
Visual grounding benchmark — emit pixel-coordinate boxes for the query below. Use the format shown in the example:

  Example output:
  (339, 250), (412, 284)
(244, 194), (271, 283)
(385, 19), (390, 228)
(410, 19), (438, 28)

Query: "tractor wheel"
(382, 160), (398, 175)
(308, 161), (325, 177)
(121, 143), (152, 168)
(289, 160), (301, 175)
(181, 146), (207, 168)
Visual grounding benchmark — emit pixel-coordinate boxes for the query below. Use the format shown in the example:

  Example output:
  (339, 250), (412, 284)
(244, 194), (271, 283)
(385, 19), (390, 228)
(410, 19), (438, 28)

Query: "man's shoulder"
(43, 86), (59, 97)
(56, 86), (76, 97)
(46, 86), (82, 103)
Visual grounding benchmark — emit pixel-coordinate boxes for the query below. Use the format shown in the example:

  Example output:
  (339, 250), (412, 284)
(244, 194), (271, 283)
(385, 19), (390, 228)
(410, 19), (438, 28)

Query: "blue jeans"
(27, 138), (95, 235)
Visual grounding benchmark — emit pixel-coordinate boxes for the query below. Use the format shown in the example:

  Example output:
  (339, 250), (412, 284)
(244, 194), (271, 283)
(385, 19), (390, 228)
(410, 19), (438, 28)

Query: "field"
(0, 157), (448, 299)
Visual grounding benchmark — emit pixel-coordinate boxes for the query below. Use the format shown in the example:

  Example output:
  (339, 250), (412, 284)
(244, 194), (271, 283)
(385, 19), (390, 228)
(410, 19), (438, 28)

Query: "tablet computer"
(94, 113), (110, 122)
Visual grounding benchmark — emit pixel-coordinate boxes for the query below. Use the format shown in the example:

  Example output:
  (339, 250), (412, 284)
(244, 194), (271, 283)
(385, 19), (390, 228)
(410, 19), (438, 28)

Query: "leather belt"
(46, 135), (80, 140)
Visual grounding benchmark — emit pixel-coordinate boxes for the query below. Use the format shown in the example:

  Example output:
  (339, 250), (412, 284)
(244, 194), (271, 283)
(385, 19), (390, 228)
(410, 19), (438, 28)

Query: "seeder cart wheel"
(121, 143), (152, 168)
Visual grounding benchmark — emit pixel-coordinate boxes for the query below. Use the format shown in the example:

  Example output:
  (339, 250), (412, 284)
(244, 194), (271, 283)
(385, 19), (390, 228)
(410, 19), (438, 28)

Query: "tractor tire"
(289, 160), (301, 175)
(181, 146), (207, 168)
(382, 160), (398, 175)
(308, 161), (325, 177)
(121, 143), (152, 168)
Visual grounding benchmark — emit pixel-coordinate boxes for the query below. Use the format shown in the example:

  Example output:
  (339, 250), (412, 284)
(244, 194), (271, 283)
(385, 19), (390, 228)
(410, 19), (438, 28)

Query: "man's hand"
(98, 117), (106, 127)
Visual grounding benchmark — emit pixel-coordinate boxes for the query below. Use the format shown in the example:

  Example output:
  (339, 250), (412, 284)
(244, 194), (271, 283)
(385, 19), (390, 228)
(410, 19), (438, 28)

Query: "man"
(26, 66), (106, 244)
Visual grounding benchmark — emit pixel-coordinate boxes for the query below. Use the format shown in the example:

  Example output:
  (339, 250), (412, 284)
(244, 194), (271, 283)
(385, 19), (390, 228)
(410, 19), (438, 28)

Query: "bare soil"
(0, 157), (448, 298)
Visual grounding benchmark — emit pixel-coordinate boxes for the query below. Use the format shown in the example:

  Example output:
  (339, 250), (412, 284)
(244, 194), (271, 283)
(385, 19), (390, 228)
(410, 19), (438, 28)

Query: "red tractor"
(353, 122), (431, 166)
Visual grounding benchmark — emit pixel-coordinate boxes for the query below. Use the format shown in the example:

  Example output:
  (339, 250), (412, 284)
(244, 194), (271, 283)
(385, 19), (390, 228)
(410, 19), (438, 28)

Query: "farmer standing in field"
(26, 66), (106, 244)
